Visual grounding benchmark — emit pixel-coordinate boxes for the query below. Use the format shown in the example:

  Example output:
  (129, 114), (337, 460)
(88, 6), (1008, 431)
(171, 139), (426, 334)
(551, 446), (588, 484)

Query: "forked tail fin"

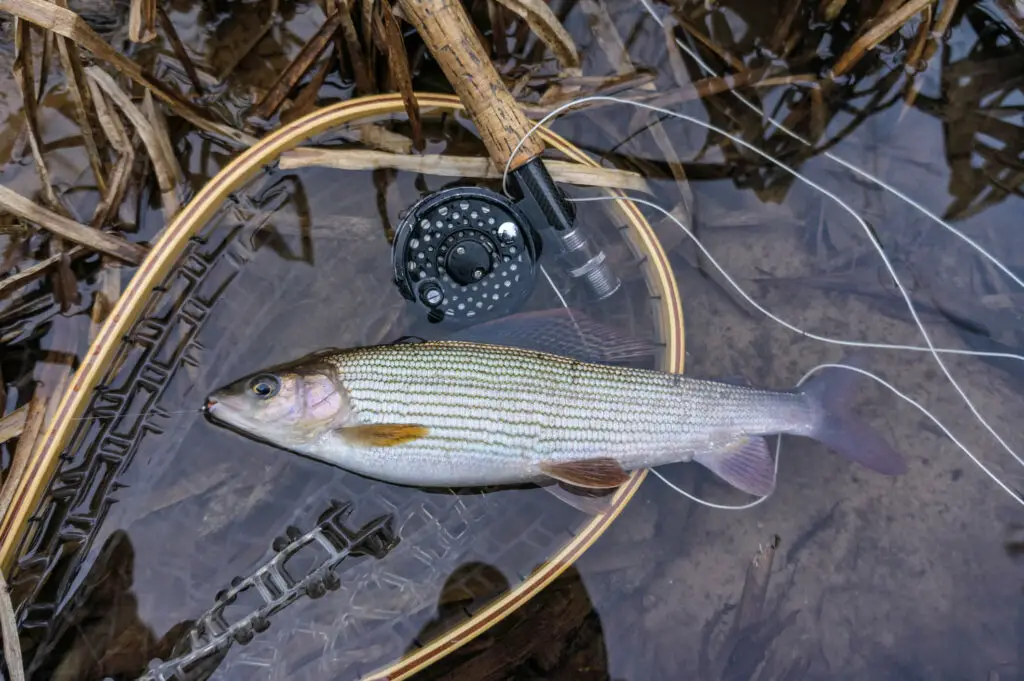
(801, 361), (907, 475)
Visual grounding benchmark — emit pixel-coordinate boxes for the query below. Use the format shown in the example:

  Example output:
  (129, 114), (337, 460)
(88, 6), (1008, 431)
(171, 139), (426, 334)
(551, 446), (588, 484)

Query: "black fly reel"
(392, 186), (541, 324)
(392, 158), (621, 325)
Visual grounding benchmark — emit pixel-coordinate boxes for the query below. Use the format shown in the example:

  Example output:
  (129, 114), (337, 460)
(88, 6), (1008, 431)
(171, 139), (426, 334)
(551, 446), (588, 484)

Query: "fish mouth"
(200, 396), (268, 444)
(202, 396), (222, 423)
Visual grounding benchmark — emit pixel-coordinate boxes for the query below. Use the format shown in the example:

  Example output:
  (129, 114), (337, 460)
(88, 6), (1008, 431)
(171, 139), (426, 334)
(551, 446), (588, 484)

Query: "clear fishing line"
(502, 96), (1024, 511)
(637, 0), (1024, 294)
(575, 196), (1024, 509)
(62, 408), (204, 423)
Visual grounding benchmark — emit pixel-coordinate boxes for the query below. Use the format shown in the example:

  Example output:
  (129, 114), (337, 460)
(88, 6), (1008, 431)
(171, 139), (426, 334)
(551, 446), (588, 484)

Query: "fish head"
(204, 352), (351, 449)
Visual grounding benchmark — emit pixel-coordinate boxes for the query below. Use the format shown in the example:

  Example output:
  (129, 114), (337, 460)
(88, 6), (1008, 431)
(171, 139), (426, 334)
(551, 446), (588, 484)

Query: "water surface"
(2, 0), (1024, 680)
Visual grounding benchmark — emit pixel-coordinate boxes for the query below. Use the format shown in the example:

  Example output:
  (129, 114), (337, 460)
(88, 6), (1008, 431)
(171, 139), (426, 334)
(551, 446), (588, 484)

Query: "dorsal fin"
(390, 335), (427, 345)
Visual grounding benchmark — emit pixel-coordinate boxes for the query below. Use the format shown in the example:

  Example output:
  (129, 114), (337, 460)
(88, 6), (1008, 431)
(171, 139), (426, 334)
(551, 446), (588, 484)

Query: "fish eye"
(249, 374), (280, 399)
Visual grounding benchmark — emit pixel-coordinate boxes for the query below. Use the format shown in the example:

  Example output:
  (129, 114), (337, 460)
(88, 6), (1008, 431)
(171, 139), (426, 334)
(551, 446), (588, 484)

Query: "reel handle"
(396, 0), (544, 171)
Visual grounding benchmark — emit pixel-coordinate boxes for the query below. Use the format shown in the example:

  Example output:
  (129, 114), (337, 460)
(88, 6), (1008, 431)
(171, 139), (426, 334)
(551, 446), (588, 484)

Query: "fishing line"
(582, 195), (1024, 508)
(538, 264), (605, 361)
(510, 96), (1024, 469)
(650, 362), (1022, 509)
(63, 408), (204, 423)
(572, 195), (1023, 364)
(636, 0), (1024, 292)
(501, 96), (1024, 510)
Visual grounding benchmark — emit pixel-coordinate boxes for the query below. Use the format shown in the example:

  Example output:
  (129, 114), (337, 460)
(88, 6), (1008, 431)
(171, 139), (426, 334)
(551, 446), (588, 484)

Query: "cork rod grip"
(397, 0), (545, 171)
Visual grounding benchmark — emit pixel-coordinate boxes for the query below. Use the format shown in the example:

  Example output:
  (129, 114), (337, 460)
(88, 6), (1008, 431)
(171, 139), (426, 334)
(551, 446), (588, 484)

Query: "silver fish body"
(206, 338), (905, 497)
(309, 342), (815, 486)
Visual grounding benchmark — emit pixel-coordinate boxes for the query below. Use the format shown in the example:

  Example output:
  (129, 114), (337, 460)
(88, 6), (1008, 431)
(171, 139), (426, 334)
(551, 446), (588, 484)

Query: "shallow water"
(3, 0), (1024, 679)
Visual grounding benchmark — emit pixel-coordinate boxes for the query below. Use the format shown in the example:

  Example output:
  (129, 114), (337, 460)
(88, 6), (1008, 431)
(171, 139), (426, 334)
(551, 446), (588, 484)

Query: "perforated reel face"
(393, 186), (539, 323)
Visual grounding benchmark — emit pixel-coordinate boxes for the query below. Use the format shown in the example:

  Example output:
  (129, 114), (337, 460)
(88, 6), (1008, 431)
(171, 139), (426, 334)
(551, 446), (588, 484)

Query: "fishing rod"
(390, 0), (620, 324)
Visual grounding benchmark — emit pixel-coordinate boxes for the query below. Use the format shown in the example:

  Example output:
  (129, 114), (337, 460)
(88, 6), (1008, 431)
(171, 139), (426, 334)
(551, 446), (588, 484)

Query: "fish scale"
(305, 341), (814, 486)
(207, 337), (906, 499)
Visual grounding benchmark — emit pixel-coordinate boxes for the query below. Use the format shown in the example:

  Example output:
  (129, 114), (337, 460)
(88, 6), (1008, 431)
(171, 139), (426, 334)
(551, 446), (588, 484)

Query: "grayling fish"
(204, 339), (905, 503)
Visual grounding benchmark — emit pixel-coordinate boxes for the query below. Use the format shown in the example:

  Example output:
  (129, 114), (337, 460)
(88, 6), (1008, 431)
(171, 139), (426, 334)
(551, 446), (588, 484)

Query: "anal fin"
(692, 436), (776, 497)
(542, 483), (616, 515)
(540, 458), (630, 489)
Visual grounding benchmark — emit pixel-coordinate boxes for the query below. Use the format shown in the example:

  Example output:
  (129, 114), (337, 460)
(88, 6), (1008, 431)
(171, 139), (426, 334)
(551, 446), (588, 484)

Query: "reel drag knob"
(444, 239), (492, 286)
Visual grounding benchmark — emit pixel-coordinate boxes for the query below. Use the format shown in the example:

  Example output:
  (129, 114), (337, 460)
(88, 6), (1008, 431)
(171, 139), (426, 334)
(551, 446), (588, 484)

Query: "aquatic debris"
(251, 8), (346, 121)
(830, 0), (937, 78)
(0, 568), (25, 681)
(13, 19), (61, 210)
(0, 405), (28, 445)
(0, 392), (46, 521)
(86, 66), (183, 219)
(278, 147), (649, 191)
(134, 500), (398, 681)
(336, 0), (374, 95)
(127, 0), (155, 42)
(698, 536), (809, 681)
(153, 4), (203, 96)
(0, 246), (82, 300)
(0, 0), (255, 146)
(490, 0), (580, 74)
(280, 54), (336, 125)
(0, 185), (145, 264)
(373, 0), (423, 150)
(0, 316), (76, 520)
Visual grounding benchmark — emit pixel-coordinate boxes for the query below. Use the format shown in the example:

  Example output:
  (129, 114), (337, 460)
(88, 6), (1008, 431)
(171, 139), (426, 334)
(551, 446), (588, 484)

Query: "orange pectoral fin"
(337, 424), (429, 447)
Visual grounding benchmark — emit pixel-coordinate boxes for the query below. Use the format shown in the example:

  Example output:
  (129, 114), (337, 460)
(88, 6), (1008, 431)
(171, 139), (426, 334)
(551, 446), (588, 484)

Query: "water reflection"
(407, 563), (616, 681)
(22, 543), (617, 681)
(21, 530), (193, 681)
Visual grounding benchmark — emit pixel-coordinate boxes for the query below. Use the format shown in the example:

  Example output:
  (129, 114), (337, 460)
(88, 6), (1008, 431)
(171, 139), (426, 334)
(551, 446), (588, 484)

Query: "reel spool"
(392, 187), (540, 324)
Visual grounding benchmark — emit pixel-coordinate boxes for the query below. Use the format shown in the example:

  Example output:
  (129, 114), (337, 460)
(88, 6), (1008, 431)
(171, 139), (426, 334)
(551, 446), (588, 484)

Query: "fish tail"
(800, 359), (907, 475)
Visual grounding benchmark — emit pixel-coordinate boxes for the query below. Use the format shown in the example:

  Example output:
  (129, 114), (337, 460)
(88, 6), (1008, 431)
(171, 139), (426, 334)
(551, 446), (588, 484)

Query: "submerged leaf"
(86, 66), (182, 219)
(53, 0), (109, 194)
(128, 0), (156, 42)
(251, 8), (344, 121)
(831, 0), (936, 77)
(278, 148), (649, 190)
(155, 4), (205, 96)
(0, 184), (146, 263)
(0, 0), (255, 146)
(13, 19), (58, 209)
(379, 0), (423, 150)
(336, 0), (375, 94)
(0, 405), (28, 445)
(0, 569), (25, 681)
(491, 0), (580, 72)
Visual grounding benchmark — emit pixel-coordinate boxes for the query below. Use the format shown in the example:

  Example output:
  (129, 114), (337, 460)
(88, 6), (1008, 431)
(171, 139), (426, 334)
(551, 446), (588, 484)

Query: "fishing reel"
(392, 158), (622, 325)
